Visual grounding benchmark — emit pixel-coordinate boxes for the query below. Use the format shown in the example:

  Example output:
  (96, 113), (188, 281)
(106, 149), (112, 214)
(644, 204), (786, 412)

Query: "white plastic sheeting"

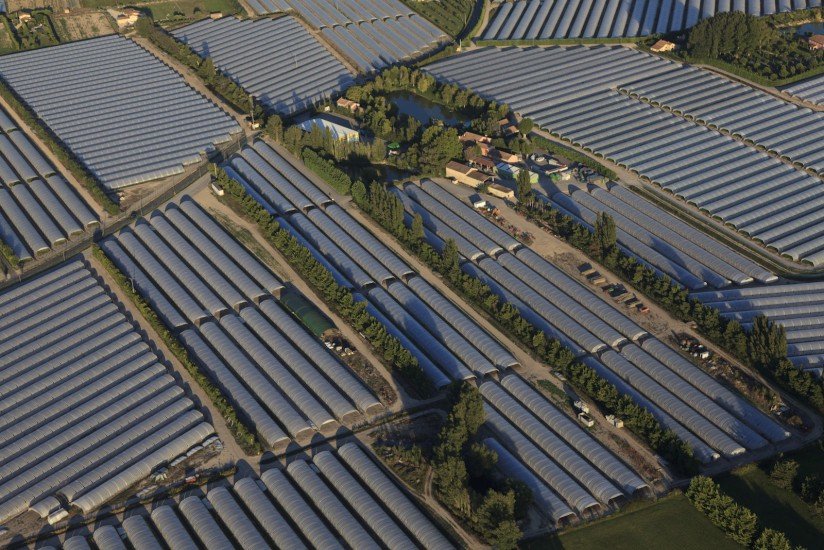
(0, 35), (239, 189)
(92, 525), (126, 550)
(223, 143), (507, 386)
(482, 0), (817, 39)
(150, 506), (200, 550)
(481, 382), (624, 504)
(425, 46), (824, 265)
(483, 437), (576, 523)
(0, 263), (211, 524)
(260, 468), (344, 550)
(337, 442), (455, 550)
(416, 179), (522, 251)
(71, 423), (214, 513)
(484, 406), (601, 513)
(178, 496), (234, 550)
(246, 0), (448, 71)
(582, 356), (720, 463)
(173, 16), (355, 115)
(177, 197), (284, 295)
(286, 459), (381, 550)
(122, 514), (163, 550)
(233, 477), (307, 550)
(500, 375), (649, 495)
(314, 450), (418, 550)
(179, 329), (288, 447)
(0, 106), (94, 259)
(62, 537), (91, 550)
(205, 486), (270, 549)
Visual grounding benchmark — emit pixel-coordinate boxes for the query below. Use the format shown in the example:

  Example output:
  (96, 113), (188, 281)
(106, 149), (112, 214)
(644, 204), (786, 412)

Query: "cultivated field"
(52, 10), (115, 41)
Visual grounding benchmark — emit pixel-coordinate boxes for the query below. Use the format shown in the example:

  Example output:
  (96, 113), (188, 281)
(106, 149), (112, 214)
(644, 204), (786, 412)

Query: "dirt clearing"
(53, 10), (115, 41)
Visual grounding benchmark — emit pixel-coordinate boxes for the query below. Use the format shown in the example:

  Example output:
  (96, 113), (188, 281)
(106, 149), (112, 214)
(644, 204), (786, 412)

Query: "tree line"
(355, 181), (698, 473)
(520, 197), (824, 415)
(211, 166), (435, 398)
(686, 475), (803, 549)
(92, 244), (262, 455)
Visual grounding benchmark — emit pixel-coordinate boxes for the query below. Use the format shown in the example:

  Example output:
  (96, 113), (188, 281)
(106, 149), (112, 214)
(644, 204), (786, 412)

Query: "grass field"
(522, 492), (742, 550)
(718, 461), (824, 550)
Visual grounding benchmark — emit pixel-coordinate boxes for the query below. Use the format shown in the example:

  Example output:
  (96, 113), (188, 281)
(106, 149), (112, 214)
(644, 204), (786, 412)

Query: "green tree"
(518, 117), (534, 135)
(594, 212), (617, 259)
(411, 212), (425, 245)
(752, 528), (794, 550)
(265, 114), (283, 143)
(441, 238), (461, 281)
(516, 168), (532, 203)
(433, 455), (471, 515)
(748, 315), (787, 368)
(770, 459), (799, 490)
(466, 442), (498, 479)
(475, 490), (522, 550)
(197, 56), (217, 82)
(351, 179), (367, 209)
(416, 126), (463, 175)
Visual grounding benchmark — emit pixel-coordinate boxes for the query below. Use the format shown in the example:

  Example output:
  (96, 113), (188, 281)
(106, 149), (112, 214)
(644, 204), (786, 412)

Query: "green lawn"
(522, 492), (742, 550)
(717, 463), (824, 550)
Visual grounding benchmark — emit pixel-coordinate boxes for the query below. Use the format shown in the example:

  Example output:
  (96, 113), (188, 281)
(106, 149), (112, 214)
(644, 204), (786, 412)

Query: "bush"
(0, 242), (19, 268)
(769, 459), (799, 490)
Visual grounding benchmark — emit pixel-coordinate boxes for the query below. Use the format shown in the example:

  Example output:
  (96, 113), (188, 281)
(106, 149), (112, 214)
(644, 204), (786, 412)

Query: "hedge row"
(92, 244), (262, 455)
(301, 147), (352, 194)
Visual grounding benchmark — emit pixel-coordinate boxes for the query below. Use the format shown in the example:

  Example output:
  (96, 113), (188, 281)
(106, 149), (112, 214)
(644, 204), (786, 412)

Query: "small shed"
(446, 160), (492, 187)
(496, 162), (537, 183)
(336, 97), (362, 114)
(650, 39), (675, 53)
(298, 118), (359, 142)
(467, 155), (497, 172)
(488, 183), (514, 200)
